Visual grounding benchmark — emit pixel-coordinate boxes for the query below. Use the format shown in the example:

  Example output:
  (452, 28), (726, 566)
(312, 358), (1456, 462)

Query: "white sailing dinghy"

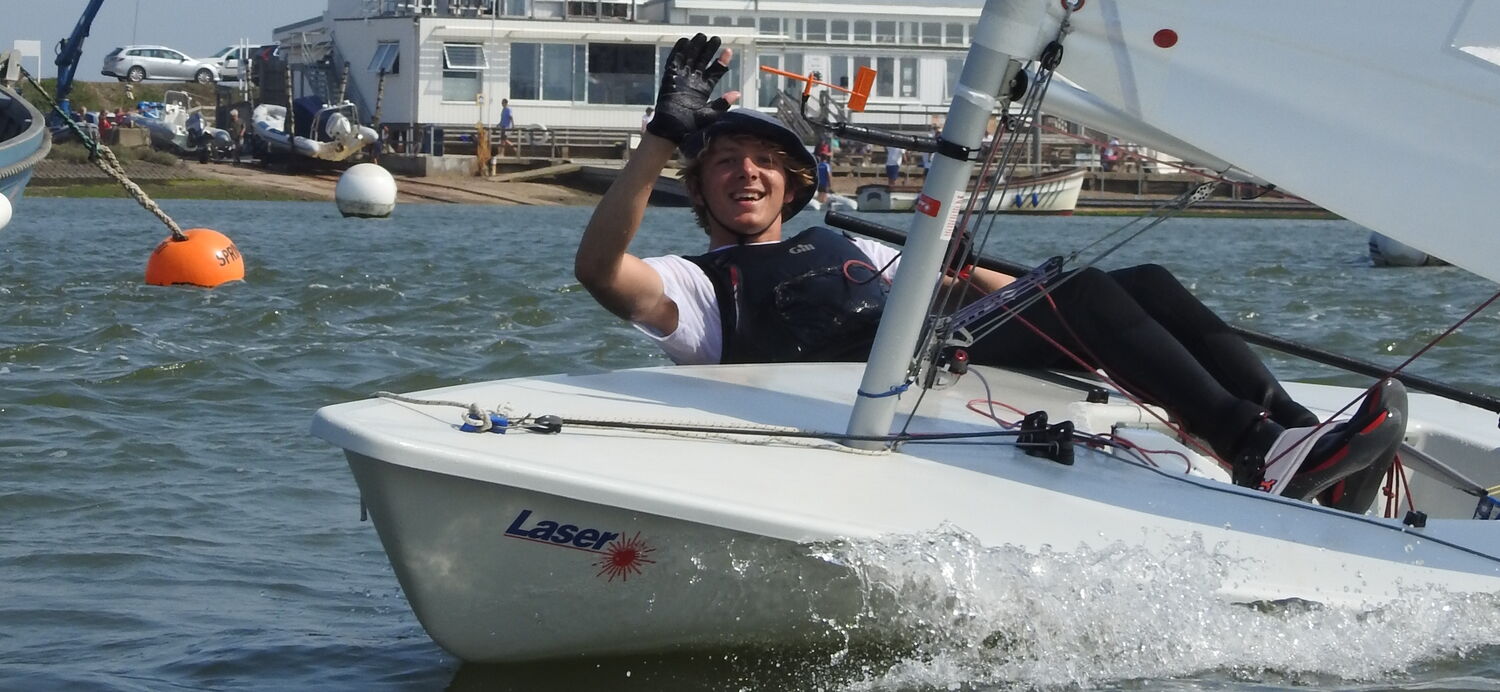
(312, 0), (1500, 663)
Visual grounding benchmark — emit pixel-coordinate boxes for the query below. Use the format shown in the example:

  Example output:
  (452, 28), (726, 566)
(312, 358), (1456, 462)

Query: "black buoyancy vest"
(684, 226), (891, 364)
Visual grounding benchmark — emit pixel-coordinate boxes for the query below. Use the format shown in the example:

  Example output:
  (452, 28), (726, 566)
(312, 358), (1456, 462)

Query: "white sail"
(1055, 1), (1500, 283)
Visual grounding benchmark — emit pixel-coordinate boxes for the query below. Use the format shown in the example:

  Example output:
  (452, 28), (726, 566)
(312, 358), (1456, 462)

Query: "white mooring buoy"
(0, 193), (13, 232)
(335, 163), (398, 219)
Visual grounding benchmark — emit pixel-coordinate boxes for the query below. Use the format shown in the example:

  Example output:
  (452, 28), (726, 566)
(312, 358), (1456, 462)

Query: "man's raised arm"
(574, 33), (736, 336)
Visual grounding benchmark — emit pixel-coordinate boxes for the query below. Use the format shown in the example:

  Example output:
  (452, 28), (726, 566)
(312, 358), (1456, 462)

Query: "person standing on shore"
(815, 137), (834, 205)
(227, 111), (246, 165)
(885, 145), (905, 187)
(498, 98), (515, 157)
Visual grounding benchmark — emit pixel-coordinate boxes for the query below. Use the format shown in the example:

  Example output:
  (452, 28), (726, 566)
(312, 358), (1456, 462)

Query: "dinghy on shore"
(132, 91), (233, 158)
(252, 96), (377, 163)
(313, 0), (1500, 663)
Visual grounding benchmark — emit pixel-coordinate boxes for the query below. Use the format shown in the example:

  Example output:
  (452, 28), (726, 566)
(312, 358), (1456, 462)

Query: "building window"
(875, 21), (897, 44)
(758, 17), (780, 36)
(688, 14), (708, 25)
(790, 19), (803, 40)
(568, 1), (627, 18)
(510, 43), (539, 99)
(512, 42), (589, 102)
(712, 16), (732, 26)
(443, 71), (481, 101)
(784, 53), (803, 78)
(945, 23), (965, 45)
(503, 0), (527, 16)
(902, 22), (919, 44)
(946, 57), (964, 98)
(442, 43), (486, 101)
(587, 43), (654, 105)
(831, 54), (851, 89)
(758, 55), (780, 107)
(921, 22), (941, 45)
(758, 53), (804, 107)
(830, 20), (848, 41)
(827, 55), (916, 100)
(853, 21), (871, 43)
(443, 43), (487, 70)
(714, 51), (741, 100)
(368, 42), (400, 74)
(736, 17), (754, 28)
(805, 19), (826, 42)
(543, 44), (583, 100)
(876, 57), (894, 97)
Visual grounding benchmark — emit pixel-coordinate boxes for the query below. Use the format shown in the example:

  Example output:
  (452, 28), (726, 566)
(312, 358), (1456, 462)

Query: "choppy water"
(3, 198), (1499, 691)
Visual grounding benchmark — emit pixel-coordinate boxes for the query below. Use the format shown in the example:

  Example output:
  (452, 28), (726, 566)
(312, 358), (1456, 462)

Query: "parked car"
(205, 44), (280, 83)
(204, 46), (242, 80)
(101, 45), (219, 84)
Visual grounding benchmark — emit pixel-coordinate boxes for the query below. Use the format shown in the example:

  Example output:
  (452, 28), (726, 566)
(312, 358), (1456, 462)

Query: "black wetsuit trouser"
(965, 264), (1318, 457)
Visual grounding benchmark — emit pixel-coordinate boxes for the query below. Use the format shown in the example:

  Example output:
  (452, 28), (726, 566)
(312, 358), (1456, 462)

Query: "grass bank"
(16, 79), (221, 117)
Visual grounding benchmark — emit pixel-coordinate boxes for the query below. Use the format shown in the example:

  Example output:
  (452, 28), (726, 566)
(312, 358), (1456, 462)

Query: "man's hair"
(680, 133), (816, 234)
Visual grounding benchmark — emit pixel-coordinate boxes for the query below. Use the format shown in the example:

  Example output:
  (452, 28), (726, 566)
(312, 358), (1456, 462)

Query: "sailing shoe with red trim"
(1270, 379), (1407, 502)
(1320, 379), (1408, 513)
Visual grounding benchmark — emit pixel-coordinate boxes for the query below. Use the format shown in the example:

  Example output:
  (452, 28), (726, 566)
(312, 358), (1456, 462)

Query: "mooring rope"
(21, 67), (187, 241)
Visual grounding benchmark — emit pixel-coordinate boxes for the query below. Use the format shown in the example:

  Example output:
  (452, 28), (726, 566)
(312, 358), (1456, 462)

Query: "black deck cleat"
(526, 414), (564, 434)
(1018, 412), (1074, 465)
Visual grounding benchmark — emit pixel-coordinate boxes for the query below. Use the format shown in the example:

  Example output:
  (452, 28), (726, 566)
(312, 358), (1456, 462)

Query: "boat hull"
(347, 451), (870, 662)
(856, 168), (1085, 213)
(1, 84), (51, 202)
(315, 364), (1500, 663)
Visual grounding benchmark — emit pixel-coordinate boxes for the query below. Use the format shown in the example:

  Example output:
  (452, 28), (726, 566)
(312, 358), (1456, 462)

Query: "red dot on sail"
(1153, 29), (1179, 48)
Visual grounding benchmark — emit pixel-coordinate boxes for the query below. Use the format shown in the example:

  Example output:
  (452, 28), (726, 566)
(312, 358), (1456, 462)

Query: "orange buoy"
(144, 228), (245, 287)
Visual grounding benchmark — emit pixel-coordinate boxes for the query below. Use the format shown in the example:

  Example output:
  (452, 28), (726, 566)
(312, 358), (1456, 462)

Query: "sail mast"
(845, 0), (1055, 447)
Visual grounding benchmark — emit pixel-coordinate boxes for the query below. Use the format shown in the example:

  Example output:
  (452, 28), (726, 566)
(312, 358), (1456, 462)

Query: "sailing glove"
(647, 33), (732, 145)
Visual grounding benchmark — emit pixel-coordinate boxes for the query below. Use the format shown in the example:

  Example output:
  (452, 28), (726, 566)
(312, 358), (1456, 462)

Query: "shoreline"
(28, 161), (1336, 219)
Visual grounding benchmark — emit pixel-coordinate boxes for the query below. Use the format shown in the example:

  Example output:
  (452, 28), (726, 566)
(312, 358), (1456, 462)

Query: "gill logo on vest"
(788, 243), (815, 255)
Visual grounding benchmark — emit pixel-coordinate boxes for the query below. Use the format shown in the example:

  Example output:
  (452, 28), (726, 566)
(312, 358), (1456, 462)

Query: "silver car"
(102, 45), (219, 84)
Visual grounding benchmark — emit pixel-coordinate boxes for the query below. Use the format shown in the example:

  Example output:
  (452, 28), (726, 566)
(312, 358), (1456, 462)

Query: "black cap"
(680, 109), (817, 220)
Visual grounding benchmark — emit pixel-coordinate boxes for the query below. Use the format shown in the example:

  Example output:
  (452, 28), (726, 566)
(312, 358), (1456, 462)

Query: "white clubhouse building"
(274, 0), (982, 135)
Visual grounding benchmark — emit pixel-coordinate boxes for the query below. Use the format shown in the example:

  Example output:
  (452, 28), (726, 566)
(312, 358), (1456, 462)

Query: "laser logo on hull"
(503, 509), (656, 580)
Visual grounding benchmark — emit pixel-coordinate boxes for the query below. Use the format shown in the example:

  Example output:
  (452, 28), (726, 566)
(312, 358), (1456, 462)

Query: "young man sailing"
(575, 33), (1406, 507)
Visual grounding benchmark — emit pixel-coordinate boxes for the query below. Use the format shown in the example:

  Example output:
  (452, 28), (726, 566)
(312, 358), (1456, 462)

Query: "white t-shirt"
(636, 236), (902, 365)
(885, 147), (905, 166)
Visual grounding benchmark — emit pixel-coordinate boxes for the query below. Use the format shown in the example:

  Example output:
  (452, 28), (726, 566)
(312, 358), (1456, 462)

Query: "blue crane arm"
(53, 0), (108, 118)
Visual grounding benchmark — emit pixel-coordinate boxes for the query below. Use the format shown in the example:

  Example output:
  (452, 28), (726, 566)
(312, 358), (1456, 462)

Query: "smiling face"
(687, 134), (792, 245)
